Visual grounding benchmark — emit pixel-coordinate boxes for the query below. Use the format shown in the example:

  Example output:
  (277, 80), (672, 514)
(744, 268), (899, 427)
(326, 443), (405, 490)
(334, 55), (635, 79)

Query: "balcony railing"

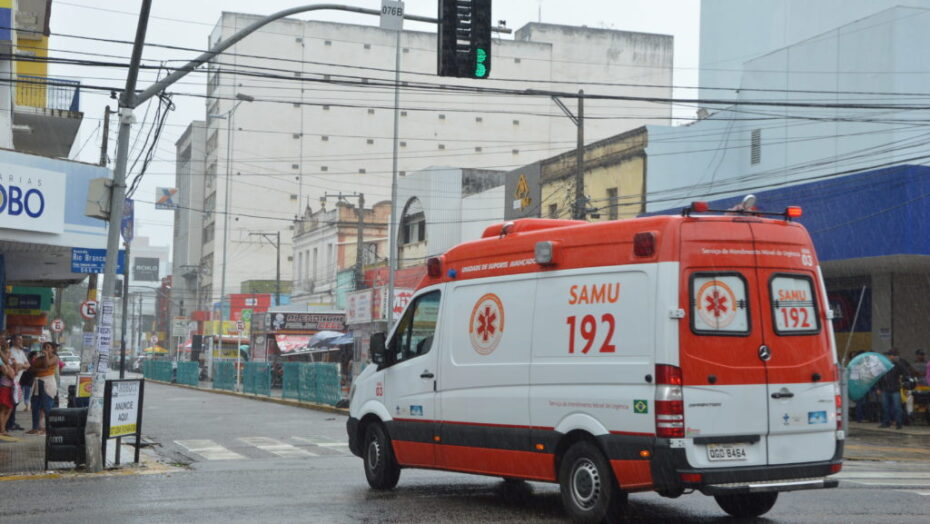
(16, 75), (81, 112)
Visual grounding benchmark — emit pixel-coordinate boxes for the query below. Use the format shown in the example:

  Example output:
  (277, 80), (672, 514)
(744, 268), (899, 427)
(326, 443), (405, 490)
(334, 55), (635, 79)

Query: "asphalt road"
(3, 382), (929, 523)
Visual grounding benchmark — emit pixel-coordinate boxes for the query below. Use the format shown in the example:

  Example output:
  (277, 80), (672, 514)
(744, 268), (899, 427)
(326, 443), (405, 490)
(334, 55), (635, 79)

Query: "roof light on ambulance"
(427, 256), (443, 278)
(786, 206), (803, 219)
(691, 201), (709, 212)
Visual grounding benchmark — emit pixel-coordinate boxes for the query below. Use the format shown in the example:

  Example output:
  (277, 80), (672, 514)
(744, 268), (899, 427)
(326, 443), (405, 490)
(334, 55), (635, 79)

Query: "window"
(312, 248), (318, 280)
(690, 273), (750, 335)
(770, 274), (820, 335)
(548, 204), (558, 218)
(751, 129), (761, 165)
(389, 291), (441, 363)
(607, 187), (619, 221)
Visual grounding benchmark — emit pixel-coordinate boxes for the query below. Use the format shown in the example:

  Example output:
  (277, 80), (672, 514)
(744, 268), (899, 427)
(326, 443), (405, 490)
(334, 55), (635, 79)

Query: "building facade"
(172, 121), (208, 318)
(291, 199), (391, 307)
(191, 13), (673, 311)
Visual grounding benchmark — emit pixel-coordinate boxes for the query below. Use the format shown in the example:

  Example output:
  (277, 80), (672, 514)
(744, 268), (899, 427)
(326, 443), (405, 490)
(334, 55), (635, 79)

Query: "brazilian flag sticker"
(633, 399), (649, 414)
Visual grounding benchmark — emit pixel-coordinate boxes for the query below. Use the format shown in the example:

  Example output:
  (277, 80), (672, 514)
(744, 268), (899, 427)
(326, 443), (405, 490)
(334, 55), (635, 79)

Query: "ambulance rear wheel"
(559, 441), (626, 523)
(714, 492), (778, 518)
(363, 423), (400, 490)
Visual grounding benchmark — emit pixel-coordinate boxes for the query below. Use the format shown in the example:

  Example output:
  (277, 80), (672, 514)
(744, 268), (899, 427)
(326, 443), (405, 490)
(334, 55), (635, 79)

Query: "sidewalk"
(151, 378), (348, 415)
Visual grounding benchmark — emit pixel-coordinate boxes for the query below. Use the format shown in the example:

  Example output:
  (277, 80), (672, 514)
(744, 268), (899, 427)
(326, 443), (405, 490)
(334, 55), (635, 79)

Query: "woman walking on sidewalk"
(0, 341), (16, 436)
(26, 343), (57, 436)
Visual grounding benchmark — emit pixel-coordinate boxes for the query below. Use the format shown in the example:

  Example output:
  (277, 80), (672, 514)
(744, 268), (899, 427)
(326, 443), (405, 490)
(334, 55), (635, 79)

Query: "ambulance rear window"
(690, 273), (750, 336)
(770, 274), (820, 335)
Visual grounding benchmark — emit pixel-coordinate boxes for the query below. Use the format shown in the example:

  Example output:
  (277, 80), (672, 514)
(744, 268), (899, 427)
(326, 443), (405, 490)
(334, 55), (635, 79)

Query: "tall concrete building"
(172, 121), (208, 317)
(182, 13), (673, 309)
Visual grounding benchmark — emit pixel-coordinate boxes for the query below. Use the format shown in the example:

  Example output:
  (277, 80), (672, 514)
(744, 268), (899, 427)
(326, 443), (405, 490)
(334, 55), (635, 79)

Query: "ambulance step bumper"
(701, 477), (839, 495)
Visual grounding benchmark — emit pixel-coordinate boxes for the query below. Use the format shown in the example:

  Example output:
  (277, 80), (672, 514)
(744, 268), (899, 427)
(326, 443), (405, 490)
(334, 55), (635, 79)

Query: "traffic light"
(438, 0), (492, 79)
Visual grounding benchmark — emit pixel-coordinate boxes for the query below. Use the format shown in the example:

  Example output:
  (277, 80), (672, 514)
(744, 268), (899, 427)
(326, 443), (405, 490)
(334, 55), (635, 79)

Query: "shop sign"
(4, 293), (42, 315)
(0, 167), (66, 234)
(133, 257), (160, 281)
(267, 312), (345, 332)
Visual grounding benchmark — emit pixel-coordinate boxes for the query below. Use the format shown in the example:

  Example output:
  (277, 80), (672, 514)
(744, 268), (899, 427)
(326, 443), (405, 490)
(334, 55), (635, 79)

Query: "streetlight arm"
(133, 4), (437, 107)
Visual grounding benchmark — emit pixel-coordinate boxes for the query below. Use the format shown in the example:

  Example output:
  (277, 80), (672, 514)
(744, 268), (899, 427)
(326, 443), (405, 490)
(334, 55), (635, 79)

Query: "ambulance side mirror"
(370, 332), (387, 366)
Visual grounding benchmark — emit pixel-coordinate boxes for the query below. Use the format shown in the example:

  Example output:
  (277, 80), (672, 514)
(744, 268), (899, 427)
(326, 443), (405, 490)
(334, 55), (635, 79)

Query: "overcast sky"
(47, 0), (700, 250)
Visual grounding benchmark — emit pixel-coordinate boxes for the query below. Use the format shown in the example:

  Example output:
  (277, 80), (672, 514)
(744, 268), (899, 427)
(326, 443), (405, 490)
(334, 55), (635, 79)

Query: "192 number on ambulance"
(566, 314), (616, 354)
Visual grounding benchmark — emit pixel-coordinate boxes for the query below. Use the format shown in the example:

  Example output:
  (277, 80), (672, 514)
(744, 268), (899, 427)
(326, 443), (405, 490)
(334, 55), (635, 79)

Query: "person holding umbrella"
(877, 348), (910, 429)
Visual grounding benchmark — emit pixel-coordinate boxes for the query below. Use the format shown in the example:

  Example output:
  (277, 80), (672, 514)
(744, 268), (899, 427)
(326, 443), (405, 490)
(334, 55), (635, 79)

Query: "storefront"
(1, 150), (110, 336)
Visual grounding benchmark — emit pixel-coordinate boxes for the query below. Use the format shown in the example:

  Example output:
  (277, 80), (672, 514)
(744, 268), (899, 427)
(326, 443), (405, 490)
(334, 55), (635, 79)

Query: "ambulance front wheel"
(559, 441), (627, 523)
(363, 423), (400, 490)
(714, 492), (778, 518)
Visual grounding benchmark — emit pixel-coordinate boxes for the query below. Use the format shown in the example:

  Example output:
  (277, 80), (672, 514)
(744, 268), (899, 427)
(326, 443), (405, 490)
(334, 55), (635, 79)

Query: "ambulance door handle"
(420, 371), (434, 379)
(771, 391), (794, 399)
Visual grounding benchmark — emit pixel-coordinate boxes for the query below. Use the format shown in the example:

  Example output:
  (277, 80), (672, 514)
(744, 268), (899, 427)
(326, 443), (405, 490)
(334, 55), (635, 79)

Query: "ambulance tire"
(714, 492), (778, 518)
(363, 423), (400, 490)
(559, 441), (627, 523)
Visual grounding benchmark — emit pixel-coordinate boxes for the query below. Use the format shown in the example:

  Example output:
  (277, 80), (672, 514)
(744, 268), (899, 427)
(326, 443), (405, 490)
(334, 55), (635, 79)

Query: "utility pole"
(551, 90), (586, 220)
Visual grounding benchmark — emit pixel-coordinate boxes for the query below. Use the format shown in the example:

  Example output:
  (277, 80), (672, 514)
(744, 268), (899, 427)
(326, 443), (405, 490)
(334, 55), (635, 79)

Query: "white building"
(648, 4), (930, 212)
(698, 0), (930, 101)
(191, 13), (673, 309)
(396, 167), (505, 268)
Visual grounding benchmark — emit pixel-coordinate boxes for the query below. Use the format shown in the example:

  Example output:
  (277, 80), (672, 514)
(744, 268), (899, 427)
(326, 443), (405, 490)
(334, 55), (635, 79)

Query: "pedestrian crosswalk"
(836, 465), (930, 496)
(174, 435), (350, 462)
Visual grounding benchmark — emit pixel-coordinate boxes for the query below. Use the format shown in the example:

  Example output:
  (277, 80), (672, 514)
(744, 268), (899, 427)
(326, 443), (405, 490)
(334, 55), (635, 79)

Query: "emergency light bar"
(682, 200), (803, 221)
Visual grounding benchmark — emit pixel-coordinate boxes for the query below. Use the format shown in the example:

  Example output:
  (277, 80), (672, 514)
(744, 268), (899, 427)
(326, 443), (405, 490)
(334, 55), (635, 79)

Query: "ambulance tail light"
(427, 257), (442, 278)
(834, 380), (843, 432)
(655, 364), (685, 438)
(633, 232), (656, 257)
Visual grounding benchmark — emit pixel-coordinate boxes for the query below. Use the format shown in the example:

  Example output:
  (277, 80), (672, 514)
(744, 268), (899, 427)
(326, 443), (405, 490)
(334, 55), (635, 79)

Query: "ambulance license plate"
(706, 443), (748, 461)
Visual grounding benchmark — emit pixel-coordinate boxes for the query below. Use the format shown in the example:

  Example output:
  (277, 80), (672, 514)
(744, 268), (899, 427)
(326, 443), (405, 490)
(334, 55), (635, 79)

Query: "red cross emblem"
(469, 293), (505, 355)
(704, 289), (729, 317)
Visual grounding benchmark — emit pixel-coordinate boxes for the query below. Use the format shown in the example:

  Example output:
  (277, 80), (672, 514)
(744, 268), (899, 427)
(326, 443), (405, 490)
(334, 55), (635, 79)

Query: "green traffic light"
(474, 48), (488, 78)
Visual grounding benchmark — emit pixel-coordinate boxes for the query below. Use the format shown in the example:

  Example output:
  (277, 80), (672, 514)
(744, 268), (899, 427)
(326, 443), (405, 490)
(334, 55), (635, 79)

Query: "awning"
(275, 334), (311, 354)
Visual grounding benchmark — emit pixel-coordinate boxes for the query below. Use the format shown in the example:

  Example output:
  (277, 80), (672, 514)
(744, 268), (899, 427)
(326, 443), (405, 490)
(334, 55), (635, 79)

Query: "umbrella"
(330, 334), (354, 346)
(846, 352), (893, 401)
(308, 331), (344, 348)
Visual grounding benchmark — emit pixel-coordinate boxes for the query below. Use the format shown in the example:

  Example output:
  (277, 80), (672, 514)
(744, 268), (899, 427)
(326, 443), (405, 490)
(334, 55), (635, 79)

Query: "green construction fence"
(176, 362), (200, 386)
(243, 362), (272, 396)
(213, 361), (236, 391)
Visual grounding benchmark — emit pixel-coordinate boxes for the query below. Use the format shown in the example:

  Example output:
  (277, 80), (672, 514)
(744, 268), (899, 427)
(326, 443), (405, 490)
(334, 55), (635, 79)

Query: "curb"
(146, 379), (349, 415)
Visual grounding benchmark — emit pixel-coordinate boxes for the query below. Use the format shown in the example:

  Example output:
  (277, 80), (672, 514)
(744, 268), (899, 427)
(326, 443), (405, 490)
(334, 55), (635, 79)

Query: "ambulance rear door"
(678, 220), (770, 469)
(750, 222), (838, 466)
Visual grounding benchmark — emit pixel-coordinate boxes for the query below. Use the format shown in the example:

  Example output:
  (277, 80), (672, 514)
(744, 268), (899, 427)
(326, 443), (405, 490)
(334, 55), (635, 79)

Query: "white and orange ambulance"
(347, 201), (843, 523)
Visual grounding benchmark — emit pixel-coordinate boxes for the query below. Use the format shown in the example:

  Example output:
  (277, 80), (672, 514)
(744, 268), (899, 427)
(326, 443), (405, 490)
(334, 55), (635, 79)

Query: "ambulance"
(347, 201), (843, 523)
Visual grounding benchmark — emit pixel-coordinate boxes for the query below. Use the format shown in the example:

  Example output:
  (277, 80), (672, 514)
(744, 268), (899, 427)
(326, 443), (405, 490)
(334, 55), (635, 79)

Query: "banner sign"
(155, 187), (178, 210)
(267, 312), (345, 333)
(346, 289), (373, 325)
(105, 379), (142, 438)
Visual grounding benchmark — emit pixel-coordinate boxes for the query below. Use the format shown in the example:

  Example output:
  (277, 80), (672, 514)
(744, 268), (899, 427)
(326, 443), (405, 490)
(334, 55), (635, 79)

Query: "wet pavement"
(2, 382), (929, 522)
(844, 421), (930, 462)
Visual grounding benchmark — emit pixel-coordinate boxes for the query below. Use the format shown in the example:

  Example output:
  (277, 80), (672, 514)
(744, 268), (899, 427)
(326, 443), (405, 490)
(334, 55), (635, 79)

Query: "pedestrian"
(26, 342), (58, 435)
(5, 335), (29, 432)
(18, 346), (38, 412)
(878, 348), (909, 429)
(0, 340), (16, 436)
